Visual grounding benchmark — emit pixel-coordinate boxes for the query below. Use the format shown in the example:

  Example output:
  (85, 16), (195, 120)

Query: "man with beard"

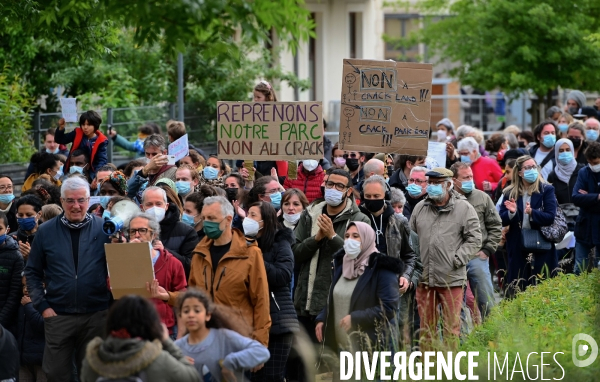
(359, 175), (420, 349)
(343, 151), (366, 185)
(409, 167), (481, 351)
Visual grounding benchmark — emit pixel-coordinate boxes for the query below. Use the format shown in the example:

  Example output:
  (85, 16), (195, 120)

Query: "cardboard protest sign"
(59, 98), (78, 123)
(217, 101), (323, 161)
(339, 60), (433, 156)
(105, 242), (155, 299)
(168, 133), (189, 162)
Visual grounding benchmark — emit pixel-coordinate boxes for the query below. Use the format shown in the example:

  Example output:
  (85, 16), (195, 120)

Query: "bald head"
(363, 158), (385, 179)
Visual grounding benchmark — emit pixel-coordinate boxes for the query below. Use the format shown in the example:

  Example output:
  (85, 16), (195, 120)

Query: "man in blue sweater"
(25, 177), (112, 381)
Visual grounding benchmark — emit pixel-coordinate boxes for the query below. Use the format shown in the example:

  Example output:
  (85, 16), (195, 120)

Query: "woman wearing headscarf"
(314, 222), (403, 367)
(98, 171), (128, 215)
(547, 138), (585, 205)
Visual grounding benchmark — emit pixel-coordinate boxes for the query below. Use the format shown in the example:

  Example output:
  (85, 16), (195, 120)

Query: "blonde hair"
(166, 120), (187, 141)
(504, 125), (521, 137)
(254, 81), (278, 102)
(503, 155), (546, 201)
(41, 204), (63, 222)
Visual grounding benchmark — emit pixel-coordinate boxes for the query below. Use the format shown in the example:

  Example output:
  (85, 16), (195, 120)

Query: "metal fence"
(30, 104), (217, 165)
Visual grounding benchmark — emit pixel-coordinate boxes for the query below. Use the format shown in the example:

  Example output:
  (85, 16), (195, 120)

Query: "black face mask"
(387, 166), (394, 177)
(346, 158), (360, 171)
(518, 141), (526, 148)
(570, 137), (582, 149)
(363, 198), (385, 213)
(225, 187), (238, 202)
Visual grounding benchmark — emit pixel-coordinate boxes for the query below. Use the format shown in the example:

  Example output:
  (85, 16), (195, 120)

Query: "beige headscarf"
(342, 221), (378, 279)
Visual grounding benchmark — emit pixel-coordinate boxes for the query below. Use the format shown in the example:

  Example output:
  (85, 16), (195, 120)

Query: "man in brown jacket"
(174, 196), (271, 346)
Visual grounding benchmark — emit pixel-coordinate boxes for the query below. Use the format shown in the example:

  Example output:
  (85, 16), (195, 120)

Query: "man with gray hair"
(121, 212), (187, 337)
(353, 158), (386, 200)
(402, 165), (429, 220)
(140, 186), (199, 278)
(360, 175), (420, 349)
(25, 177), (111, 380)
(127, 134), (178, 201)
(186, 196), (271, 347)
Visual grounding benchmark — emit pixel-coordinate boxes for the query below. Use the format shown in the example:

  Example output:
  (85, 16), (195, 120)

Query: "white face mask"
(437, 130), (447, 142)
(242, 217), (262, 237)
(590, 163), (600, 173)
(302, 160), (319, 172)
(325, 188), (345, 207)
(394, 212), (404, 219)
(343, 239), (362, 259)
(283, 212), (302, 224)
(145, 206), (166, 222)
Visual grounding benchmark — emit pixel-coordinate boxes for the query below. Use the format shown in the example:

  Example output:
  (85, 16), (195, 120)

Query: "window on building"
(384, 14), (420, 62)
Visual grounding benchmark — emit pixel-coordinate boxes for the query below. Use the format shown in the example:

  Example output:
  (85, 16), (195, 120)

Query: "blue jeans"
(466, 257), (496, 320)
(574, 242), (599, 275)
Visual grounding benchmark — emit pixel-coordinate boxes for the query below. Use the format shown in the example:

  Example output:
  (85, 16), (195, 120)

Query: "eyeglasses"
(145, 151), (160, 158)
(343, 153), (359, 159)
(0, 185), (13, 192)
(408, 178), (427, 185)
(62, 198), (89, 206)
(521, 165), (537, 171)
(128, 228), (153, 236)
(325, 181), (348, 191)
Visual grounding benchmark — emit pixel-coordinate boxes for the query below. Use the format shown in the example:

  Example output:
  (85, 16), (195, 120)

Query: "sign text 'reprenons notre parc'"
(217, 101), (323, 160)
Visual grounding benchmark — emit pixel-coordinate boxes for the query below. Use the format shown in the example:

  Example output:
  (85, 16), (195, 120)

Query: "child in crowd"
(18, 275), (46, 382)
(174, 289), (270, 382)
(81, 295), (198, 382)
(55, 110), (108, 179)
(40, 204), (63, 223)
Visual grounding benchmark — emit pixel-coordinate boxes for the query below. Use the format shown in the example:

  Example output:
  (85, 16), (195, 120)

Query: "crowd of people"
(0, 84), (599, 382)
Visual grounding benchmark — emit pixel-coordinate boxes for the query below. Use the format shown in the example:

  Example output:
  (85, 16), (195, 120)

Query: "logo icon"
(572, 333), (598, 367)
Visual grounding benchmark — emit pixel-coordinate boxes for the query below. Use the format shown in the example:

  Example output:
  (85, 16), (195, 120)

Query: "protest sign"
(105, 242), (155, 299)
(217, 101), (323, 160)
(338, 60), (433, 156)
(168, 133), (189, 162)
(59, 97), (78, 123)
(427, 141), (447, 169)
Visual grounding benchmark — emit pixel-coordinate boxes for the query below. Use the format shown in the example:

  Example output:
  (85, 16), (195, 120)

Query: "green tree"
(0, 67), (36, 163)
(392, 0), (600, 115)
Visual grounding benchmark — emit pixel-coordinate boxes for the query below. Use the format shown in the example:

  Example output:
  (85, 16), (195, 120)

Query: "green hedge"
(461, 270), (600, 380)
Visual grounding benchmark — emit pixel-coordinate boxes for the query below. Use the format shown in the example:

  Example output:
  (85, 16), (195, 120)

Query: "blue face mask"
(542, 134), (556, 148)
(18, 216), (37, 231)
(182, 213), (197, 227)
(102, 210), (111, 220)
(269, 192), (282, 209)
(176, 181), (191, 195)
(99, 196), (111, 209)
(523, 168), (539, 183)
(558, 124), (569, 133)
(0, 194), (15, 204)
(460, 155), (471, 164)
(70, 166), (84, 174)
(557, 152), (573, 165)
(460, 180), (474, 193)
(203, 166), (219, 180)
(587, 129), (599, 141)
(46, 147), (59, 154)
(406, 184), (423, 198)
(426, 184), (444, 198)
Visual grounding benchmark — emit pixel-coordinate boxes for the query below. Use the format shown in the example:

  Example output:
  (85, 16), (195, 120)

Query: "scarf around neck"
(61, 213), (93, 230)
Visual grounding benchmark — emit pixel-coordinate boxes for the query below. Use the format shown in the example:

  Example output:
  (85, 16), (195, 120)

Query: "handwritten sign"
(168, 133), (189, 162)
(338, 60), (433, 156)
(60, 98), (78, 123)
(427, 141), (447, 169)
(216, 101), (323, 160)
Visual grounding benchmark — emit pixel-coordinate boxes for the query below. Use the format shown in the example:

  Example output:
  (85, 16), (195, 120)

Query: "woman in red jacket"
(283, 160), (325, 203)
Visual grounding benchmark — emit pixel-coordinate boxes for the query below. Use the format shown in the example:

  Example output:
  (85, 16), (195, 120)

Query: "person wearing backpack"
(81, 295), (200, 382)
